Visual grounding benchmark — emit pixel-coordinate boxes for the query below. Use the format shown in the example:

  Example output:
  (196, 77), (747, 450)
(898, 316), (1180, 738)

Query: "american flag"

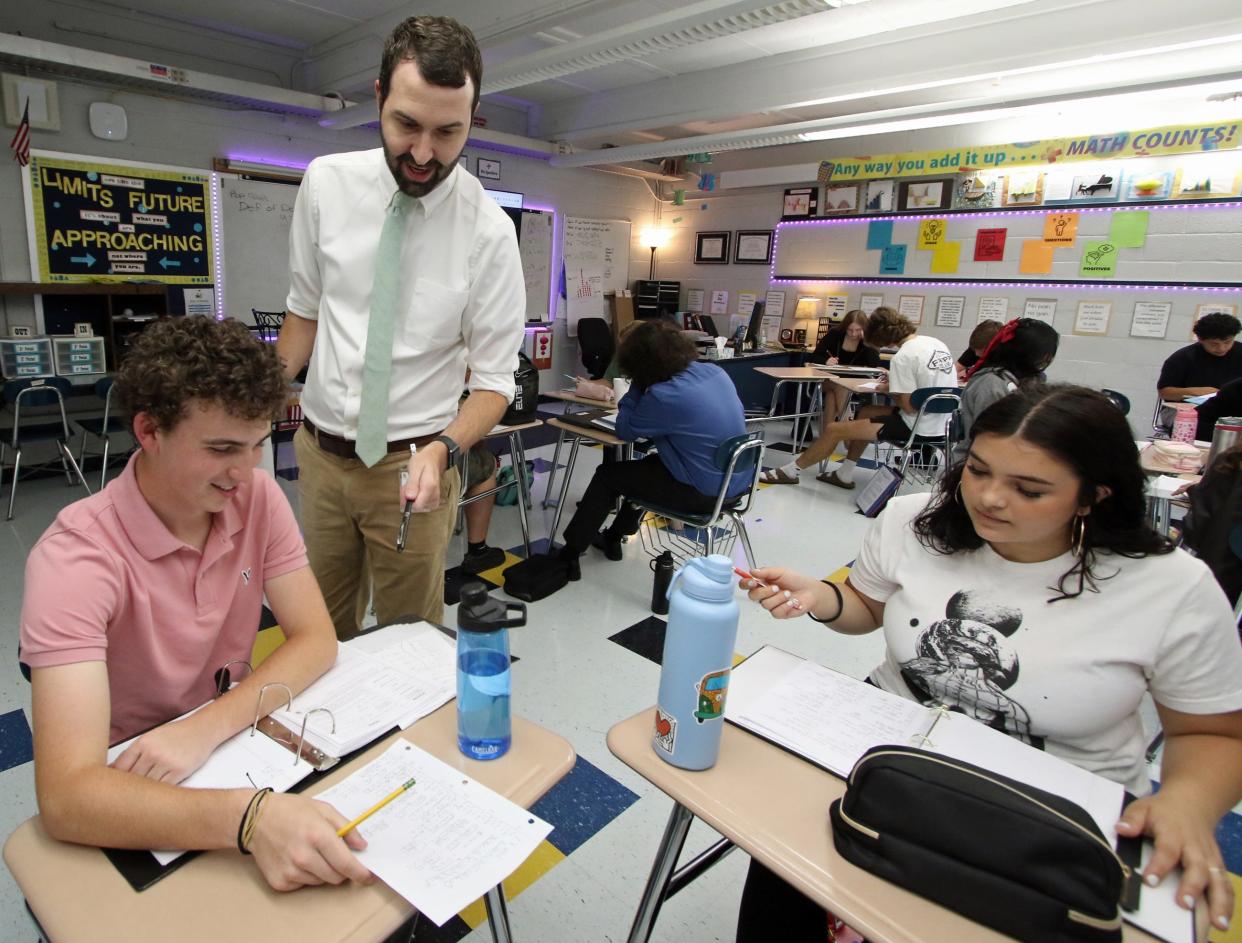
(9, 99), (30, 167)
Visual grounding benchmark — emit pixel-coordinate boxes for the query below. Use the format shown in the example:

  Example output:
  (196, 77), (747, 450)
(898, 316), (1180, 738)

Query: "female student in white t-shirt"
(760, 306), (957, 489)
(739, 385), (1242, 939)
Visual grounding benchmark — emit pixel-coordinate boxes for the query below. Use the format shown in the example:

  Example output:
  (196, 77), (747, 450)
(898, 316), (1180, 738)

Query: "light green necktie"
(356, 192), (411, 467)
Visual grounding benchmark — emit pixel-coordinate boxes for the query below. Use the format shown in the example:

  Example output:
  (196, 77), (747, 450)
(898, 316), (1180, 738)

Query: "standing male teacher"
(278, 15), (525, 637)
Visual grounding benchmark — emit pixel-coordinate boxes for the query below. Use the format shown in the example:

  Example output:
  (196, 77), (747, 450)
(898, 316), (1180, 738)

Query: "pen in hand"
(336, 777), (417, 838)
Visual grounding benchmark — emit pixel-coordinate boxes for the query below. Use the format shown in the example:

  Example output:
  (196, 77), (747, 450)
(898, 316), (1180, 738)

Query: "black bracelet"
(807, 579), (845, 624)
(237, 787), (273, 856)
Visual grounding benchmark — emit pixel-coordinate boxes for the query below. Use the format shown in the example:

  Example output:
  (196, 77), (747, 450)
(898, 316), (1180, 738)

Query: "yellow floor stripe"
(251, 625), (287, 667)
(1209, 873), (1242, 942)
(458, 839), (566, 929)
(473, 551), (523, 581)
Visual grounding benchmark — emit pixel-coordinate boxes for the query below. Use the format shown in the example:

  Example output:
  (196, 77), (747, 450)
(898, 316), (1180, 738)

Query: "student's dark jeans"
(561, 454), (717, 554)
(736, 859), (829, 941)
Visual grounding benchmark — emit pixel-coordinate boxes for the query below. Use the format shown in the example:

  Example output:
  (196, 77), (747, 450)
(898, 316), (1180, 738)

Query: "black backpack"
(503, 554), (570, 602)
(503, 351), (539, 425)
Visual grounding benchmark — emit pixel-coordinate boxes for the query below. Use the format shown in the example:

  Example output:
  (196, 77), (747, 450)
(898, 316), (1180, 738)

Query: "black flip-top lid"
(457, 581), (528, 632)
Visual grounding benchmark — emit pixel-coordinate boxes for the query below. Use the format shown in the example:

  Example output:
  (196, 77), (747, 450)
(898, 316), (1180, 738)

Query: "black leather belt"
(301, 418), (438, 461)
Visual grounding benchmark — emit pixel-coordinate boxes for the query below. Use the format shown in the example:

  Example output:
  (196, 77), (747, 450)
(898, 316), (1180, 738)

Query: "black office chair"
(577, 318), (615, 380)
(251, 309), (285, 344)
(1101, 389), (1130, 416)
(1, 377), (92, 520)
(76, 377), (131, 490)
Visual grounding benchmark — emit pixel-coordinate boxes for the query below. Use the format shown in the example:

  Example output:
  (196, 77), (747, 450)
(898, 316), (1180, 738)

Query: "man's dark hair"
(379, 16), (482, 112)
(1193, 312), (1242, 342)
(115, 316), (288, 431)
(618, 320), (697, 391)
(863, 306), (915, 348)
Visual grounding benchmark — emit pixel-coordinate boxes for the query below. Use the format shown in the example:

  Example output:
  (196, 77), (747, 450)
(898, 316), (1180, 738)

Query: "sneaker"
(816, 469), (856, 490)
(591, 530), (624, 561)
(460, 545), (506, 574)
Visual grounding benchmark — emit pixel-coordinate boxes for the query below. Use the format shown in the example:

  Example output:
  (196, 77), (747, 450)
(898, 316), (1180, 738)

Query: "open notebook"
(726, 646), (1200, 943)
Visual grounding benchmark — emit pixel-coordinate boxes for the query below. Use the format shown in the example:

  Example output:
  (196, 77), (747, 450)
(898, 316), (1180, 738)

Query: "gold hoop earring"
(1071, 514), (1086, 558)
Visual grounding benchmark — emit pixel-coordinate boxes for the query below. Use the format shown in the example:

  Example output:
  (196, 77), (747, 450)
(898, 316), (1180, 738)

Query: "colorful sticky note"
(1042, 212), (1078, 246)
(1079, 240), (1118, 278)
(1109, 211), (1149, 248)
(879, 244), (907, 275)
(974, 228), (1007, 262)
(866, 220), (894, 250)
(929, 241), (961, 274)
(1019, 241), (1054, 274)
(917, 218), (946, 249)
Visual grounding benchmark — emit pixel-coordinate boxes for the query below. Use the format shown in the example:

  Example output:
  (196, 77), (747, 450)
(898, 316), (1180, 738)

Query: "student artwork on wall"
(898, 177), (953, 210)
(1131, 301), (1172, 339)
(951, 171), (1000, 209)
(1066, 166), (1121, 202)
(863, 179), (896, 213)
(1174, 160), (1240, 199)
(822, 183), (860, 215)
(782, 186), (818, 219)
(935, 296), (966, 327)
(694, 231), (730, 264)
(1122, 170), (1173, 201)
(1001, 171), (1044, 206)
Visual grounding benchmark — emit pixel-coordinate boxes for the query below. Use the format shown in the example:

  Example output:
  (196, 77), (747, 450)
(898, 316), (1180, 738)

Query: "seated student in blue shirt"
(557, 320), (747, 578)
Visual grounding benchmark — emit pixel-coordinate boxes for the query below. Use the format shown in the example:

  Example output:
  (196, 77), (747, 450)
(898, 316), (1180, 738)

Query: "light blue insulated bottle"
(653, 554), (740, 770)
(456, 582), (527, 761)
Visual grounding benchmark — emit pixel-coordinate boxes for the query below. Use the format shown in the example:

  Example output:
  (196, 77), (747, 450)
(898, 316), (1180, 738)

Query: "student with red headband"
(951, 318), (1060, 463)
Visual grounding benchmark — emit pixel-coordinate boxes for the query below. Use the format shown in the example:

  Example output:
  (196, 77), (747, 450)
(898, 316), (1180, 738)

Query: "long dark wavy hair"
(617, 319), (697, 391)
(964, 318), (1060, 382)
(913, 384), (1173, 601)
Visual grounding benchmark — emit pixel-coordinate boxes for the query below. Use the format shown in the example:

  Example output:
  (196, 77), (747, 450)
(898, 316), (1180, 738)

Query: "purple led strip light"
(769, 200), (1242, 292)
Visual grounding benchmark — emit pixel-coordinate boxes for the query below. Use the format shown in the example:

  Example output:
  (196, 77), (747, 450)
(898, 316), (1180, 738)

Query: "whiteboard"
(519, 209), (553, 321)
(562, 216), (631, 336)
(218, 174), (298, 322)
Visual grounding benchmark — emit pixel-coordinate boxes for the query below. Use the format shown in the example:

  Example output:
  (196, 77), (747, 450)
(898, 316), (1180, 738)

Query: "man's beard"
(383, 138), (456, 198)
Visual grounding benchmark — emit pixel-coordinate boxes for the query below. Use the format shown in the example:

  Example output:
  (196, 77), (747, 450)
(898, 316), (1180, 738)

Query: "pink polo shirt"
(20, 452), (308, 744)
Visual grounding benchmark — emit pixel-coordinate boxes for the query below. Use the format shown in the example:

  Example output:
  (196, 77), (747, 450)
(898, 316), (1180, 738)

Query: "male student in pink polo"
(20, 316), (371, 891)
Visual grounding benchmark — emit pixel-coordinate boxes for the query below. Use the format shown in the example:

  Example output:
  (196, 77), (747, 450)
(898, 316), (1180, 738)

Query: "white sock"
(835, 460), (857, 483)
(780, 460), (800, 477)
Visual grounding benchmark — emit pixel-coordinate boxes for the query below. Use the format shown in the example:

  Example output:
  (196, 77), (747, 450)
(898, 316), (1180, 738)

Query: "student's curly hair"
(863, 306), (915, 348)
(913, 384), (1172, 601)
(617, 320), (697, 391)
(115, 316), (288, 431)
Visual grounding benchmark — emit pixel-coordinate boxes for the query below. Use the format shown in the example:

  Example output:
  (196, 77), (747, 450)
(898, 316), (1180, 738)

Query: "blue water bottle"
(653, 554), (740, 770)
(456, 582), (526, 761)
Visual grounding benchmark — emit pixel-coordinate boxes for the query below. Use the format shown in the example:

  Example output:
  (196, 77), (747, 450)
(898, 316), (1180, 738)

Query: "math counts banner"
(28, 153), (213, 285)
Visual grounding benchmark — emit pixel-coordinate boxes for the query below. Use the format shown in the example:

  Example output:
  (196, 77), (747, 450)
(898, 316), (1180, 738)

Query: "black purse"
(829, 745), (1133, 943)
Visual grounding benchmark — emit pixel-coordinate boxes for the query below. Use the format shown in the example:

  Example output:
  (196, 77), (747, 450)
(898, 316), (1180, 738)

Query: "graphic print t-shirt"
(849, 494), (1242, 795)
(886, 335), (958, 436)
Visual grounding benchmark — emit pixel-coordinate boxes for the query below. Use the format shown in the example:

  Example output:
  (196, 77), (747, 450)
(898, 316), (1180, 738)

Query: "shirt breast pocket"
(403, 278), (468, 352)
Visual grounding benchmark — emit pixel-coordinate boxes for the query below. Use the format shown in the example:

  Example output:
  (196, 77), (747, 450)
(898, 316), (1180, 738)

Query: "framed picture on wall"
(822, 183), (860, 215)
(477, 157), (501, 180)
(781, 187), (818, 219)
(1122, 170), (1173, 201)
(694, 231), (731, 264)
(1002, 171), (1045, 206)
(897, 177), (953, 211)
(863, 179), (896, 214)
(734, 230), (773, 264)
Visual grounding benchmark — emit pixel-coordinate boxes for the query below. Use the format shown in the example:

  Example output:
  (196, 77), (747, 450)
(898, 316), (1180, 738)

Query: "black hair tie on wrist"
(807, 579), (845, 624)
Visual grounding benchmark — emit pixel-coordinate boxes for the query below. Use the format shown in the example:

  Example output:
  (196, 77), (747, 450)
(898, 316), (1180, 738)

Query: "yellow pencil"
(336, 777), (416, 837)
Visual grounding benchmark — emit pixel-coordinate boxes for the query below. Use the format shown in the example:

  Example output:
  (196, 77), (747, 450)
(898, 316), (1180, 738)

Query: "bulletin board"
(23, 150), (213, 285)
(562, 216), (632, 336)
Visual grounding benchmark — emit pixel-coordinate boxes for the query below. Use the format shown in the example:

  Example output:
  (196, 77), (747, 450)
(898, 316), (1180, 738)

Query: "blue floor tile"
(530, 755), (639, 857)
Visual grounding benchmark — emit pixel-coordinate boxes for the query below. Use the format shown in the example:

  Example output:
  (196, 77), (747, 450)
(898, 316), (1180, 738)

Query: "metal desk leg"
(793, 384), (804, 450)
(626, 802), (695, 943)
(548, 436), (582, 549)
(509, 432), (532, 556)
(484, 884), (514, 943)
(543, 429), (567, 507)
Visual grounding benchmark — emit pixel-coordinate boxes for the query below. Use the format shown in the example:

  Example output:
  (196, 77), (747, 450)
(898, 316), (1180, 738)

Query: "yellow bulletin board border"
(23, 149), (215, 286)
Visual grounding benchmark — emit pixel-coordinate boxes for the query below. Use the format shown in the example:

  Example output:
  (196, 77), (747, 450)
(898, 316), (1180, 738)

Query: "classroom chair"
(251, 309), (285, 344)
(0, 377), (92, 521)
(75, 377), (130, 491)
(634, 433), (764, 568)
(1101, 388), (1130, 415)
(875, 387), (961, 486)
(577, 317), (614, 380)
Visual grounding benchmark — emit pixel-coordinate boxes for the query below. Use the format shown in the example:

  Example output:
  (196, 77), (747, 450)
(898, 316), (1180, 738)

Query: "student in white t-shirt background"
(740, 385), (1242, 939)
(760, 307), (957, 489)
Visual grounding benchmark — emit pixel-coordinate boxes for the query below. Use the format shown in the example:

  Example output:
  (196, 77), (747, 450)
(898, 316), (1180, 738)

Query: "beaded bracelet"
(806, 579), (845, 625)
(237, 787), (274, 856)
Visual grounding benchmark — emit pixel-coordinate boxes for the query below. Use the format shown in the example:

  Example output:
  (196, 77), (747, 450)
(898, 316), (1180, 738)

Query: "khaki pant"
(294, 426), (459, 639)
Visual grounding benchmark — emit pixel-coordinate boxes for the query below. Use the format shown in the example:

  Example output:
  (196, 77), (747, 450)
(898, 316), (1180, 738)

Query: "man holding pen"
(20, 317), (370, 891)
(278, 15), (525, 638)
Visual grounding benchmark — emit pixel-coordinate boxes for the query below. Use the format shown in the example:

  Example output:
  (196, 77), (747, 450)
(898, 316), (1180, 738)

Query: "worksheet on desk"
(316, 740), (552, 926)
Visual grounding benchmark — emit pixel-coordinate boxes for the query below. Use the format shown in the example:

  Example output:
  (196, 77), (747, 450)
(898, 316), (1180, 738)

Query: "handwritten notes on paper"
(929, 241), (961, 274)
(917, 218), (946, 249)
(316, 741), (552, 926)
(1042, 212), (1078, 245)
(1019, 240), (1054, 274)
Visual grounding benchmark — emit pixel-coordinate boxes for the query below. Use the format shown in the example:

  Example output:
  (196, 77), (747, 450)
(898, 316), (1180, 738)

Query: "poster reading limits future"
(28, 153), (213, 285)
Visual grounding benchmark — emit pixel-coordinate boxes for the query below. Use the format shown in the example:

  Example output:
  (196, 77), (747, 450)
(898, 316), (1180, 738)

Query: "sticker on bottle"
(693, 668), (731, 723)
(653, 707), (677, 754)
